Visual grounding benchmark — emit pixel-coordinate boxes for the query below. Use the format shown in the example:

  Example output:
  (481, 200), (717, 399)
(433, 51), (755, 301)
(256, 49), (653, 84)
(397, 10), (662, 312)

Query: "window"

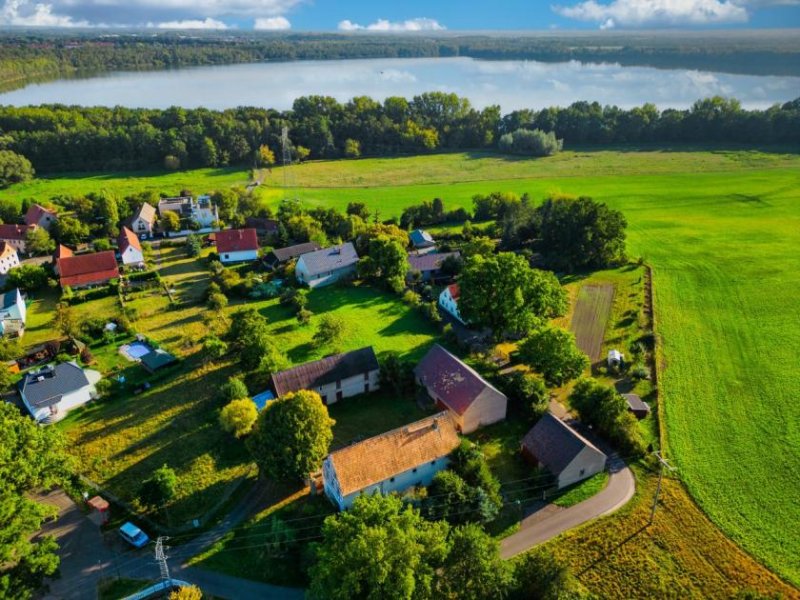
(363, 372), (369, 381)
(224, 254), (229, 260)
(412, 468), (417, 474)
(336, 380), (341, 389)
(389, 477), (395, 483)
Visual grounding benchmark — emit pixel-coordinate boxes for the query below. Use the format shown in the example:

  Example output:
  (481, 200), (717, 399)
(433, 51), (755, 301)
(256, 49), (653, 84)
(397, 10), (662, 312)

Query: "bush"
(498, 128), (563, 157)
(220, 376), (249, 402)
(139, 464), (178, 507)
(420, 301), (441, 324)
(402, 290), (421, 307)
(219, 398), (258, 438)
(500, 370), (549, 423)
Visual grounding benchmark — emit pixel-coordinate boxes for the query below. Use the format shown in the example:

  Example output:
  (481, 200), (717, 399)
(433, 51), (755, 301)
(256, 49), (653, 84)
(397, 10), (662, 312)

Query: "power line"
(649, 451), (676, 525)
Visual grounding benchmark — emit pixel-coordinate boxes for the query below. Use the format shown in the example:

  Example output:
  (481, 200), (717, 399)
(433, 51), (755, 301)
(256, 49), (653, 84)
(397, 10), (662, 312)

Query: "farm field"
(569, 284), (615, 362)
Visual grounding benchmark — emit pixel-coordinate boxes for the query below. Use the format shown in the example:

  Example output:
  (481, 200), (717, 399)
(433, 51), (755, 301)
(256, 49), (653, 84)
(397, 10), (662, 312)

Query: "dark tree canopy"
(518, 326), (589, 386)
(0, 150), (34, 188)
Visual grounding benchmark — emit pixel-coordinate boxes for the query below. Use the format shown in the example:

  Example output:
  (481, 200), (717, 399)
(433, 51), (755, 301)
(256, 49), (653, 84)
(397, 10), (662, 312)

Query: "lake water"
(1, 57), (798, 111)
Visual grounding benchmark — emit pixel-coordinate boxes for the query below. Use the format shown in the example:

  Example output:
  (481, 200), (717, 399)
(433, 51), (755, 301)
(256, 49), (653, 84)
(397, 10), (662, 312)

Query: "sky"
(1, 0), (799, 31)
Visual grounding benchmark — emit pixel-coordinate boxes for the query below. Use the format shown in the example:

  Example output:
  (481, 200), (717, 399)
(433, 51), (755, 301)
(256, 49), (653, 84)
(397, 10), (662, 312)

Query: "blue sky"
(1, 0), (799, 30)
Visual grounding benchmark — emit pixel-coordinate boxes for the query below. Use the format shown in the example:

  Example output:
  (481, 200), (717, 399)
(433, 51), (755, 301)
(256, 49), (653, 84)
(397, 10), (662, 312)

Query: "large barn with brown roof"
(57, 251), (120, 289)
(414, 344), (507, 434)
(322, 411), (460, 510)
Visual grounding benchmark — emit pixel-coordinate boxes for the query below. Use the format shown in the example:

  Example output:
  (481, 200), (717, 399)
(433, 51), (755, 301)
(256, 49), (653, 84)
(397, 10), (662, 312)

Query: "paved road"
(500, 454), (635, 559)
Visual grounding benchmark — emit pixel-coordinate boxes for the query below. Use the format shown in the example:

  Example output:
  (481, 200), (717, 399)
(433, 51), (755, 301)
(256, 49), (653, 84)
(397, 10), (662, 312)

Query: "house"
(438, 284), (465, 324)
(124, 203), (157, 239)
(245, 216), (280, 237)
(158, 195), (219, 233)
(264, 242), (322, 269)
(408, 251), (460, 282)
(53, 245), (73, 274)
(0, 288), (26, 337)
(414, 344), (507, 434)
(622, 393), (651, 419)
(295, 243), (359, 289)
(118, 227), (145, 268)
(322, 411), (460, 510)
(215, 228), (259, 264)
(0, 224), (35, 254)
(58, 251), (120, 289)
(0, 242), (20, 275)
(24, 204), (57, 230)
(19, 361), (101, 423)
(410, 229), (436, 250)
(521, 412), (608, 489)
(140, 349), (178, 373)
(271, 346), (380, 405)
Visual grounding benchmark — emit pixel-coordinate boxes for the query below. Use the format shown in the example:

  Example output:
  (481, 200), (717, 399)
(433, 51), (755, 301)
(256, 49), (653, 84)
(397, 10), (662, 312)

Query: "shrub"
(498, 128), (563, 157)
(139, 464), (178, 507)
(219, 398), (258, 438)
(420, 301), (441, 324)
(402, 290), (421, 307)
(500, 370), (549, 423)
(220, 376), (249, 402)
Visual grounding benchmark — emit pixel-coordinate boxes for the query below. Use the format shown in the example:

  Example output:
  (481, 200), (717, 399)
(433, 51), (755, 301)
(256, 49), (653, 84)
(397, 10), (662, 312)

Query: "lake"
(1, 57), (798, 111)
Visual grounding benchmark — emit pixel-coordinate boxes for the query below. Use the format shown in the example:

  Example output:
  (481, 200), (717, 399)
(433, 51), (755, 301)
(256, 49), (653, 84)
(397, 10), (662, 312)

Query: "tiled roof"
(622, 393), (651, 413)
(245, 217), (279, 234)
(0, 241), (17, 260)
(21, 362), (91, 409)
(329, 412), (459, 496)
(54, 245), (74, 260)
(135, 203), (157, 224)
(118, 227), (141, 253)
(272, 346), (379, 397)
(408, 251), (460, 273)
(58, 251), (119, 287)
(216, 228), (259, 253)
(269, 242), (322, 263)
(414, 344), (502, 416)
(24, 204), (56, 226)
(0, 224), (34, 241)
(447, 284), (461, 300)
(297, 243), (359, 277)
(522, 413), (606, 475)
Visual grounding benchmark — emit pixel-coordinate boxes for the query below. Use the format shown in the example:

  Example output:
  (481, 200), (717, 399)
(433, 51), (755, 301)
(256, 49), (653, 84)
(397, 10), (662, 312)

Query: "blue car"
(118, 522), (150, 548)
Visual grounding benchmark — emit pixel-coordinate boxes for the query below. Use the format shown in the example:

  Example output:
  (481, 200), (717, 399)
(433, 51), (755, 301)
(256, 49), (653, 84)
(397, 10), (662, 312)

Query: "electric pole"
(649, 451), (675, 525)
(155, 536), (171, 582)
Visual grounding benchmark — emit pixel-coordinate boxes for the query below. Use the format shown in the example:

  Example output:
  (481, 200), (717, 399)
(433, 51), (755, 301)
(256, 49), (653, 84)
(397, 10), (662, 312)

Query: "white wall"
(438, 288), (464, 323)
(0, 250), (19, 275)
(296, 262), (357, 289)
(312, 369), (380, 405)
(121, 246), (145, 266)
(557, 446), (607, 489)
(219, 249), (258, 264)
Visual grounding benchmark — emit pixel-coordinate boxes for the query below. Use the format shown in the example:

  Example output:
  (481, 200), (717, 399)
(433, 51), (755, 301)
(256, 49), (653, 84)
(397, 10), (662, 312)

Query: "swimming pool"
(120, 341), (153, 361)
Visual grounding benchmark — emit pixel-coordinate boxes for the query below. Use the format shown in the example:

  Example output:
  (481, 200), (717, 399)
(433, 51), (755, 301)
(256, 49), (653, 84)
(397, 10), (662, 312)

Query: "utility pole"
(155, 536), (171, 582)
(649, 451), (675, 525)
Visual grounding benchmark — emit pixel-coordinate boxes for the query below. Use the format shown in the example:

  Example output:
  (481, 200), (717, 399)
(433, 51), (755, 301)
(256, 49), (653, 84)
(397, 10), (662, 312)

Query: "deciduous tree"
(518, 326), (588, 386)
(219, 398), (258, 438)
(436, 524), (512, 600)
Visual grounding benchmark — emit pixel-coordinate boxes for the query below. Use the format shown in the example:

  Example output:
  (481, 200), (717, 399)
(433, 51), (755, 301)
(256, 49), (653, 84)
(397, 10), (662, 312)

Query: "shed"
(251, 390), (275, 411)
(140, 349), (178, 373)
(607, 349), (624, 367)
(622, 393), (651, 419)
(410, 229), (435, 249)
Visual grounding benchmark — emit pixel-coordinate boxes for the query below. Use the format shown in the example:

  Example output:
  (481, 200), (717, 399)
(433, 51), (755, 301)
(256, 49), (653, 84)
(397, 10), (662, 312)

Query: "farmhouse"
(408, 251), (460, 282)
(0, 224), (35, 254)
(0, 288), (26, 337)
(295, 243), (359, 288)
(521, 412), (608, 489)
(414, 344), (507, 434)
(264, 242), (322, 269)
(0, 242), (20, 275)
(24, 204), (57, 230)
(623, 393), (651, 419)
(57, 251), (120, 289)
(245, 216), (279, 237)
(271, 346), (380, 405)
(19, 361), (101, 424)
(438, 284), (465, 324)
(118, 227), (145, 268)
(410, 229), (436, 250)
(124, 203), (157, 238)
(322, 411), (460, 510)
(215, 228), (259, 264)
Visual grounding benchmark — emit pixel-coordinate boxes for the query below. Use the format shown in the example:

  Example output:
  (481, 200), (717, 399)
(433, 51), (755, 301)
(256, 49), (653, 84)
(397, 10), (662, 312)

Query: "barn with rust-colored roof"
(57, 251), (119, 289)
(322, 411), (460, 510)
(414, 344), (507, 434)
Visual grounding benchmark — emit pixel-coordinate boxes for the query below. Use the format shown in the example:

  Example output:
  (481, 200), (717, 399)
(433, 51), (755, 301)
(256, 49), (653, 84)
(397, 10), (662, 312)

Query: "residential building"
(0, 288), (26, 337)
(19, 362), (101, 424)
(0, 224), (35, 254)
(322, 411), (460, 510)
(0, 241), (20, 275)
(438, 284), (465, 324)
(271, 346), (380, 405)
(118, 227), (145, 268)
(53, 245), (73, 274)
(414, 344), (507, 434)
(57, 251), (120, 289)
(410, 229), (436, 250)
(407, 251), (460, 282)
(158, 195), (219, 233)
(215, 228), (259, 264)
(124, 203), (157, 239)
(24, 204), (57, 230)
(264, 242), (321, 269)
(521, 412), (608, 489)
(295, 243), (359, 289)
(622, 393), (651, 420)
(245, 216), (280, 237)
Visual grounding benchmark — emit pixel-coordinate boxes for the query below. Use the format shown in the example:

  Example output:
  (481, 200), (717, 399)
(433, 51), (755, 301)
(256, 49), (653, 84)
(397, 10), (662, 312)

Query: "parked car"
(118, 522), (150, 548)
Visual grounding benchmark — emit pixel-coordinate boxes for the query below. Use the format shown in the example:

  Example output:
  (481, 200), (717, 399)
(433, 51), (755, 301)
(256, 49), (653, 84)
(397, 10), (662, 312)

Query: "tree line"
(0, 94), (797, 175)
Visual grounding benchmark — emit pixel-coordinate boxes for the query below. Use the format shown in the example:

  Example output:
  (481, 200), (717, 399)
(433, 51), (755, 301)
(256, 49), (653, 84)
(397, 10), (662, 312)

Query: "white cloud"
(254, 15), (290, 29)
(338, 17), (446, 32)
(149, 16), (229, 28)
(552, 0), (751, 27)
(1, 0), (89, 26)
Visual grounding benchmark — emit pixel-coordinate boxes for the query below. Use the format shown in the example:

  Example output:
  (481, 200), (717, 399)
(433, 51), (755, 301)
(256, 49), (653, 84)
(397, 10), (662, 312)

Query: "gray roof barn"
(272, 347), (379, 397)
(20, 363), (90, 409)
(408, 251), (461, 274)
(297, 243), (359, 277)
(622, 393), (651, 419)
(267, 242), (322, 265)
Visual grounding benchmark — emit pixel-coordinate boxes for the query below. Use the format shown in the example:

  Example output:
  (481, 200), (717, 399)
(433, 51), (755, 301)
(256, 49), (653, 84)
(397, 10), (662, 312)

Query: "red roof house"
(0, 224), (35, 254)
(24, 204), (58, 229)
(215, 228), (259, 263)
(58, 251), (120, 288)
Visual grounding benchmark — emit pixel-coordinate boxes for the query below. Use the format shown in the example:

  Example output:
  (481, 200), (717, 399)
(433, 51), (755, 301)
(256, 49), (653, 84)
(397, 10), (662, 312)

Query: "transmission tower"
(155, 536), (171, 581)
(281, 126), (297, 201)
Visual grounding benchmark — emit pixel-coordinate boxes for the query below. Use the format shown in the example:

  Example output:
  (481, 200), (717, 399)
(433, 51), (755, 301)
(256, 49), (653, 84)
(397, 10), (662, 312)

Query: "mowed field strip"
(570, 284), (615, 362)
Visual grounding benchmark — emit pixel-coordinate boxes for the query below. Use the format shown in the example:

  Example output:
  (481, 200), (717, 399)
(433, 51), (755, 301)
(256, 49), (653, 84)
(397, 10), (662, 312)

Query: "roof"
(20, 362), (91, 409)
(0, 288), (22, 310)
(24, 204), (56, 226)
(269, 242), (322, 263)
(0, 241), (17, 260)
(134, 203), (157, 224)
(414, 344), (504, 416)
(140, 349), (177, 371)
(622, 393), (651, 413)
(522, 413), (607, 475)
(55, 245), (73, 260)
(251, 390), (275, 411)
(0, 224), (34, 241)
(58, 251), (120, 287)
(87, 496), (109, 511)
(447, 284), (461, 300)
(216, 228), (259, 253)
(118, 227), (142, 253)
(272, 347), (379, 397)
(297, 243), (359, 277)
(328, 412), (460, 496)
(410, 229), (435, 247)
(408, 251), (460, 273)
(245, 217), (279, 234)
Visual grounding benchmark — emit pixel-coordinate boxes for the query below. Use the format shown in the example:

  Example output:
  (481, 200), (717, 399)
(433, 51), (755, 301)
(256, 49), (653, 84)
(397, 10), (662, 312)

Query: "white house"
(215, 228), (259, 264)
(438, 283), (465, 324)
(295, 243), (359, 289)
(0, 241), (20, 275)
(322, 412), (460, 510)
(118, 227), (145, 268)
(0, 288), (26, 337)
(124, 203), (157, 239)
(158, 195), (219, 234)
(24, 204), (58, 230)
(521, 412), (608, 489)
(19, 362), (101, 424)
(0, 224), (35, 255)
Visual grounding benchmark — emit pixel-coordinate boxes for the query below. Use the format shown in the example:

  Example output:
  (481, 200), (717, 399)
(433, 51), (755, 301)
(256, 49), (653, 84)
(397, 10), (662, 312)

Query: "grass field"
(569, 284), (615, 362)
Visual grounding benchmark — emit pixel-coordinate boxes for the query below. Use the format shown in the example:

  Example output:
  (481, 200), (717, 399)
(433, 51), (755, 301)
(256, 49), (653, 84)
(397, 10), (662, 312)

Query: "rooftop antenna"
(281, 126), (297, 202)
